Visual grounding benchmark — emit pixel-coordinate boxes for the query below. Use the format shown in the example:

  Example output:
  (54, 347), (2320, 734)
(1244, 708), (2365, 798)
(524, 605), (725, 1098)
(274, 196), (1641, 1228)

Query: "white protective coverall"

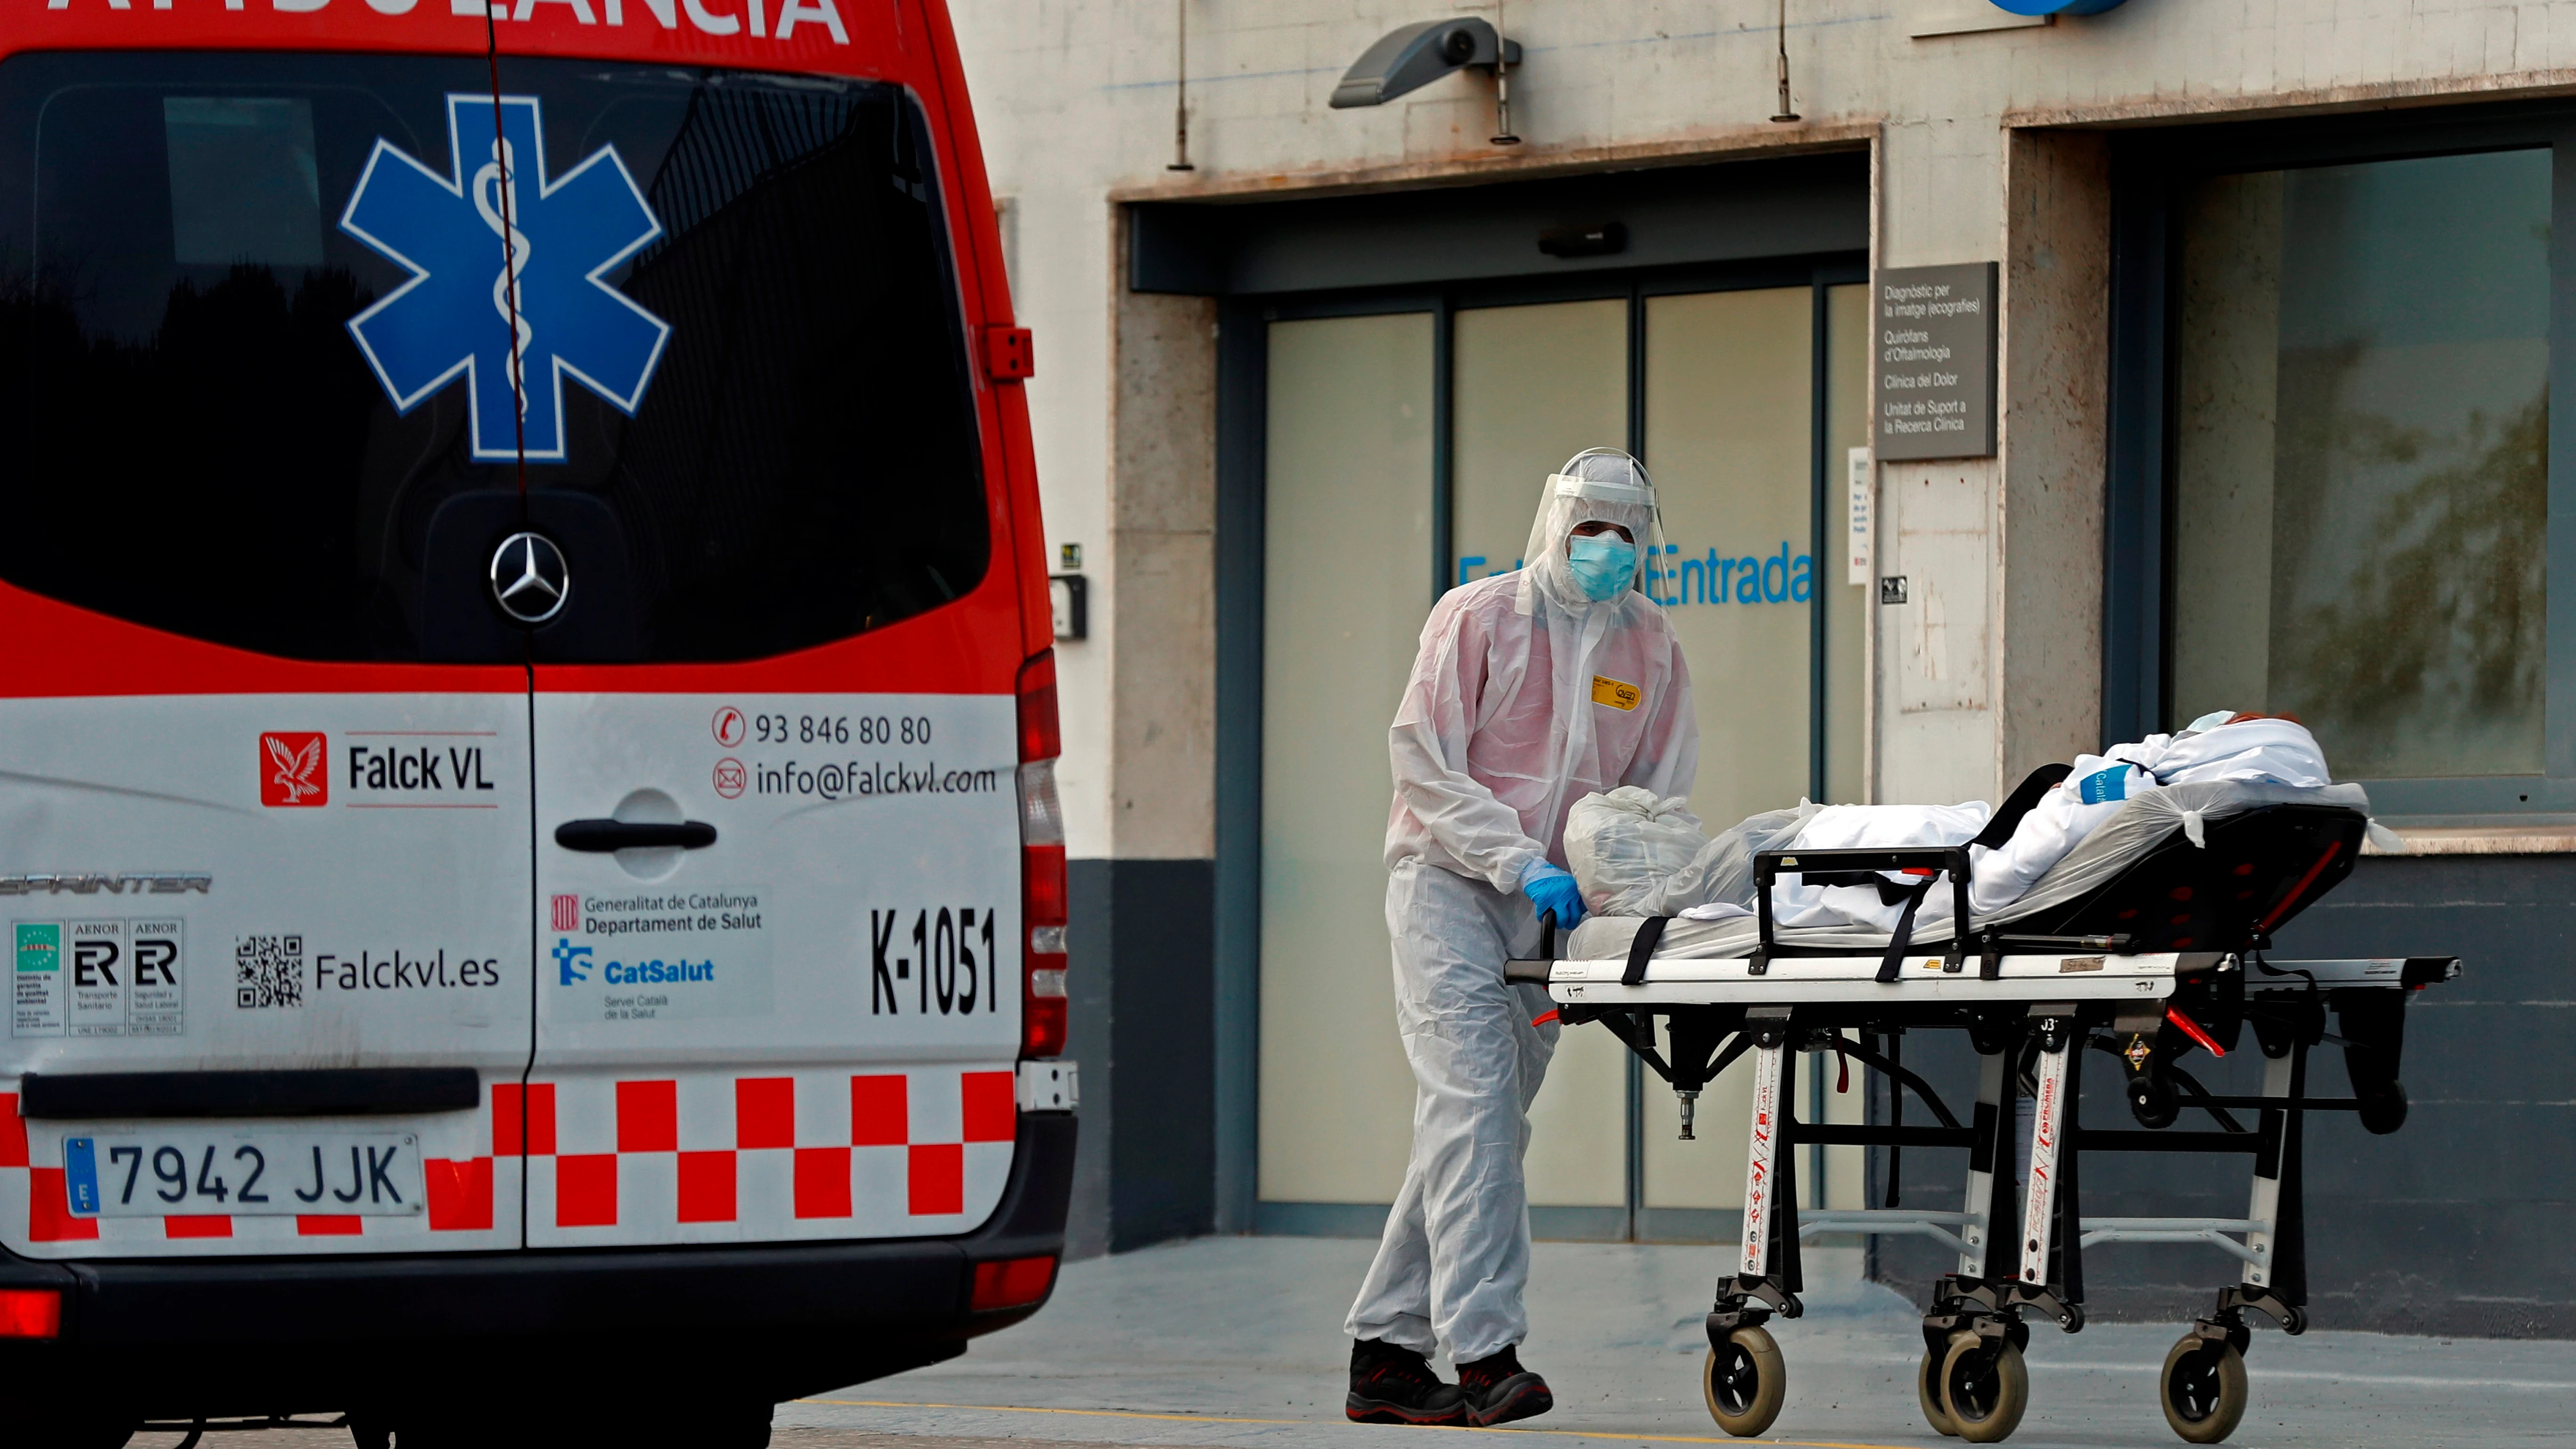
(1347, 450), (1699, 1364)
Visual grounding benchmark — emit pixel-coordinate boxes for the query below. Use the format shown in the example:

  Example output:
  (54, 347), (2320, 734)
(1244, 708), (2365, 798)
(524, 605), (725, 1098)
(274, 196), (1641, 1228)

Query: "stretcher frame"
(1506, 810), (2457, 1444)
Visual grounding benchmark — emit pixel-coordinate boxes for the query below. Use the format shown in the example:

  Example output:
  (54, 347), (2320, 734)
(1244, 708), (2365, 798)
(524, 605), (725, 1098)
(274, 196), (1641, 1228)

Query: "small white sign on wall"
(1845, 447), (1872, 587)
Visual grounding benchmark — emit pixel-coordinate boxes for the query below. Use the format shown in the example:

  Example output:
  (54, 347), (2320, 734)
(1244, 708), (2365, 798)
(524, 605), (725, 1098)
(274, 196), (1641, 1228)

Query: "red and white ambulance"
(0, 1), (1071, 1442)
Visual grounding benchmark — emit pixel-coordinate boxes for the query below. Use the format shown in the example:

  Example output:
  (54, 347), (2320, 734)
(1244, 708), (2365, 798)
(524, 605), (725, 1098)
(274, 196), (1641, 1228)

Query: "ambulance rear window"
(0, 53), (988, 662)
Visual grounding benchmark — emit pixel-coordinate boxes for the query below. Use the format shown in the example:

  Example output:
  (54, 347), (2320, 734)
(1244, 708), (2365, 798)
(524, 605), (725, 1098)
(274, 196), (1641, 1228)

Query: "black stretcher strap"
(1621, 915), (1671, 986)
(1875, 877), (1937, 983)
(1972, 762), (2075, 850)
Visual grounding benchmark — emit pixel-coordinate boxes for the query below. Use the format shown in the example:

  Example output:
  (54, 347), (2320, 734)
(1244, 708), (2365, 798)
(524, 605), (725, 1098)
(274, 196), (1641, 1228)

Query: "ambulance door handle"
(554, 819), (718, 852)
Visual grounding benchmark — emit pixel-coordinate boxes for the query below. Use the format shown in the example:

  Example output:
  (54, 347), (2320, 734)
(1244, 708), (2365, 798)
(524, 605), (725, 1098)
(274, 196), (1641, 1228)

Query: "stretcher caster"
(1917, 1340), (1960, 1436)
(2126, 1065), (2179, 1128)
(2160, 1335), (2249, 1443)
(1938, 1335), (2029, 1443)
(2356, 1079), (2408, 1135)
(1703, 1324), (1786, 1437)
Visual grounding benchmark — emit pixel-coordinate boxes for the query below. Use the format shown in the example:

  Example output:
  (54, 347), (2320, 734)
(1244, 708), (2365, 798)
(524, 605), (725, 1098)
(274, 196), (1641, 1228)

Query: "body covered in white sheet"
(1968, 714), (2333, 914)
(1559, 714), (2338, 934)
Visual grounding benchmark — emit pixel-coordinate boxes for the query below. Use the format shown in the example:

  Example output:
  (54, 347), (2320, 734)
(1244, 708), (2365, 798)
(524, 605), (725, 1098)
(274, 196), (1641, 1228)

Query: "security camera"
(1329, 18), (1522, 109)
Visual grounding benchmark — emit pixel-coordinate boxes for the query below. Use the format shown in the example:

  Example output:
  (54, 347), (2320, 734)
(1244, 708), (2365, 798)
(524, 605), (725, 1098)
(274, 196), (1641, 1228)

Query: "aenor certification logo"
(547, 887), (772, 1023)
(13, 919), (183, 1038)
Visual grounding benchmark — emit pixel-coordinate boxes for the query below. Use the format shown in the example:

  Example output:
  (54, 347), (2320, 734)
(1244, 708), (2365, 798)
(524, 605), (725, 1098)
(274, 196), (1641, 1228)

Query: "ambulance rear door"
(0, 48), (552, 1260)
(516, 70), (1026, 1249)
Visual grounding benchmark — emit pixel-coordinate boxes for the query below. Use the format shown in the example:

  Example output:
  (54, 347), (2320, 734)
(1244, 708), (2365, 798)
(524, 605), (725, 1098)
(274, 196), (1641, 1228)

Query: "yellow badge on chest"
(1591, 675), (1641, 711)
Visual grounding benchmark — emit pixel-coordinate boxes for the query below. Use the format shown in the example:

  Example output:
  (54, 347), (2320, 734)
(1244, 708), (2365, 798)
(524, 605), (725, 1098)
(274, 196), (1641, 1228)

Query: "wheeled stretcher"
(1505, 774), (2457, 1444)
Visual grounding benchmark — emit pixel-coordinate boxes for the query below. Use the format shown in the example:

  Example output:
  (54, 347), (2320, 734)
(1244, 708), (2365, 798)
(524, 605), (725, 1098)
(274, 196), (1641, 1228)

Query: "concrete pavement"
(781, 1236), (2576, 1449)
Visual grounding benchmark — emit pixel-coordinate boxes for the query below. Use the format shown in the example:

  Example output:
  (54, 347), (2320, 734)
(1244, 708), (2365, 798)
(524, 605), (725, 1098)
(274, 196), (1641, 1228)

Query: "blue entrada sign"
(339, 95), (672, 463)
(1457, 544), (1816, 606)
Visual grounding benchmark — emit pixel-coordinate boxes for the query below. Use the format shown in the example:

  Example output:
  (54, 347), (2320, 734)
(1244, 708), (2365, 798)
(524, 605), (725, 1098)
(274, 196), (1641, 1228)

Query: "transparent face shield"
(1517, 446), (1671, 612)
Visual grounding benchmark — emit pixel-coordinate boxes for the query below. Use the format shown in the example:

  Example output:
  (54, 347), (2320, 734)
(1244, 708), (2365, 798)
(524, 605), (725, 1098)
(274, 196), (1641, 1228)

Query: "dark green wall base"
(1063, 857), (1218, 1256)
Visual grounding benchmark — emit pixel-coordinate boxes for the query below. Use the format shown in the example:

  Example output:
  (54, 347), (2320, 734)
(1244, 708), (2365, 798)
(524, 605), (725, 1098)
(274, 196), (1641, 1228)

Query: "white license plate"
(64, 1131), (425, 1217)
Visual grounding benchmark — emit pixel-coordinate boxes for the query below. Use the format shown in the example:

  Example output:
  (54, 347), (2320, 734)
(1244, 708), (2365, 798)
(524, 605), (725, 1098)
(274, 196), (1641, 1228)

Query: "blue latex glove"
(1520, 860), (1587, 930)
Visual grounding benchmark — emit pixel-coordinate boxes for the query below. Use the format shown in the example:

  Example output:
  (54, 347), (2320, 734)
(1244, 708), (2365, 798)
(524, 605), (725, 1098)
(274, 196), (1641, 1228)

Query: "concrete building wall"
(964, 0), (2576, 853)
(950, 0), (2576, 1323)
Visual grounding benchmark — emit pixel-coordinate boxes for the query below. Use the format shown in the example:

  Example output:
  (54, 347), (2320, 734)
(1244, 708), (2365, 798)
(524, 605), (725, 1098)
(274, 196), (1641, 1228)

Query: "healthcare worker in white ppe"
(1345, 448), (1699, 1428)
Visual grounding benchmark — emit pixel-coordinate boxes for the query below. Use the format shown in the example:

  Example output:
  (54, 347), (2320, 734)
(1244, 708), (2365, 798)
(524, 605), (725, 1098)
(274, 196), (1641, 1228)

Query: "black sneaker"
(1346, 1338), (1469, 1426)
(1457, 1345), (1554, 1427)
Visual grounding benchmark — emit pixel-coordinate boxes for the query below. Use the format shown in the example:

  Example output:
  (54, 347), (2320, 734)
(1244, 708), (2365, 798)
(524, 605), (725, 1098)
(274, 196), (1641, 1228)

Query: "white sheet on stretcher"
(1560, 779), (2376, 963)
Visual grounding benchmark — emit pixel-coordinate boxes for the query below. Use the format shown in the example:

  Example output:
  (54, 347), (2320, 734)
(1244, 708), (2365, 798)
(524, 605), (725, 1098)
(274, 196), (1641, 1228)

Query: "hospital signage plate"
(1873, 262), (1996, 461)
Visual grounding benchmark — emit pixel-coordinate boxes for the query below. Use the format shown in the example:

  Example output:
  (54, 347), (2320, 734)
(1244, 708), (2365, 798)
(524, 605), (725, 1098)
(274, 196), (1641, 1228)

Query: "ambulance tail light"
(1018, 651), (1069, 1059)
(0, 1288), (61, 1339)
(970, 1253), (1058, 1312)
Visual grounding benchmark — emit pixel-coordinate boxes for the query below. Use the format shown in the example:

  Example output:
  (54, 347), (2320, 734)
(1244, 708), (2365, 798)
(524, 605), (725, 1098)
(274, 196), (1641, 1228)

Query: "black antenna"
(1169, 0), (1195, 170)
(1771, 0), (1801, 123)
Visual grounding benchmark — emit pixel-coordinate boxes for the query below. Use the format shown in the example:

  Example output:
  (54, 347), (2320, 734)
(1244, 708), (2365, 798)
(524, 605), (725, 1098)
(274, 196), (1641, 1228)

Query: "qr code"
(235, 934), (305, 1008)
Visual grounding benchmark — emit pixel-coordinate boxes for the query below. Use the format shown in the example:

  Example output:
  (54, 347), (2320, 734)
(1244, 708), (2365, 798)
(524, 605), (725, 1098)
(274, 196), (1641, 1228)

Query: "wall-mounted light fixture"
(1330, 17), (1523, 138)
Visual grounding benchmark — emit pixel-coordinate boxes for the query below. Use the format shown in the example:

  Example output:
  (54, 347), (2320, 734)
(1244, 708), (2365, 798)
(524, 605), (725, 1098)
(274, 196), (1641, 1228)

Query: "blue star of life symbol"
(339, 95), (672, 462)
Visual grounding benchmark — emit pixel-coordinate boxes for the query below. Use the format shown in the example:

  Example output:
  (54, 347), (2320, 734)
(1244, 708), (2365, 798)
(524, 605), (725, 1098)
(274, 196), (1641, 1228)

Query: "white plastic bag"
(1562, 787), (1707, 916)
(1640, 801), (1822, 918)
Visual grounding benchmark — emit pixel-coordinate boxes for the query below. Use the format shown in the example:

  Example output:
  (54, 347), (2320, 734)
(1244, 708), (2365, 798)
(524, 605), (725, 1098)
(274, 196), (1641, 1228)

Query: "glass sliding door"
(1642, 285), (1815, 828)
(1450, 298), (1633, 1224)
(1256, 312), (1437, 1210)
(1634, 285), (1869, 1229)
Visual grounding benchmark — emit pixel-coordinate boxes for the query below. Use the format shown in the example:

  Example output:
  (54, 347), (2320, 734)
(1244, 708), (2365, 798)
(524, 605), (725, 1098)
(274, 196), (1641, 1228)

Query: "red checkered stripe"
(0, 1077), (515, 1257)
(521, 1065), (1018, 1247)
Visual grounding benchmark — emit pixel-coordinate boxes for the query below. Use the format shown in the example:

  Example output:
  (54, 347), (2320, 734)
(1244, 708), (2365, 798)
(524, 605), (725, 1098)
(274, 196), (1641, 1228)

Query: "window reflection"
(2172, 148), (2550, 779)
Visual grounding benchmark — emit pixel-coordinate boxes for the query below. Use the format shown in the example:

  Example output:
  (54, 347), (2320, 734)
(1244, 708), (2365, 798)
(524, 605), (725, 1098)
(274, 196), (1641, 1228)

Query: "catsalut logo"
(260, 733), (329, 807)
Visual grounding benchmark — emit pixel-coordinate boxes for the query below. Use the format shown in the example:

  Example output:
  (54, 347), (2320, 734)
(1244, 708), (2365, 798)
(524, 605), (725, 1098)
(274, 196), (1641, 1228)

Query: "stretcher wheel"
(2160, 1335), (2248, 1443)
(1703, 1324), (1787, 1437)
(1938, 1334), (2029, 1443)
(2357, 1079), (2408, 1135)
(1918, 1341), (1961, 1436)
(2127, 1070), (2179, 1129)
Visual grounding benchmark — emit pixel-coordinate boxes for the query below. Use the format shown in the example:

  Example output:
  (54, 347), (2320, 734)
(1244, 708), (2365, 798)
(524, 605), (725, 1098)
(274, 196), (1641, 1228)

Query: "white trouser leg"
(1345, 860), (1558, 1364)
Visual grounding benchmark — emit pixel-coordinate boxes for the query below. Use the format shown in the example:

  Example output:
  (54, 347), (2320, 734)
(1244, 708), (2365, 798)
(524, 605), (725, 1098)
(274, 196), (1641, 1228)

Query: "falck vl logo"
(338, 95), (672, 461)
(260, 733), (328, 807)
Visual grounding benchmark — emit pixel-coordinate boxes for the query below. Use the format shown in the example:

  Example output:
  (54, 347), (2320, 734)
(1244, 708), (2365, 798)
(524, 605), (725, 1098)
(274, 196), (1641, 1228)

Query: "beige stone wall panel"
(1998, 128), (2111, 790)
(1108, 284), (1220, 860)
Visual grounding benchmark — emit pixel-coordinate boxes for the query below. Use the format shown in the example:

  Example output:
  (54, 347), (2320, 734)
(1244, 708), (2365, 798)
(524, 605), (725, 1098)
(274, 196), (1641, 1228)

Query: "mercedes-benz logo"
(489, 531), (571, 625)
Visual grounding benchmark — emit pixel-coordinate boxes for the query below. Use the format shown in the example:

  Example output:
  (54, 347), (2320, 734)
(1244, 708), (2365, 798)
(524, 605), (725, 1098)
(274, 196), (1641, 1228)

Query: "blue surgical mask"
(1565, 532), (1637, 601)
